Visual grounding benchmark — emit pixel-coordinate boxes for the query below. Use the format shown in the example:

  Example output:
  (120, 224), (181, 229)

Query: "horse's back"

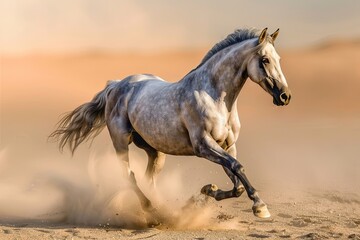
(104, 74), (166, 120)
(106, 74), (194, 155)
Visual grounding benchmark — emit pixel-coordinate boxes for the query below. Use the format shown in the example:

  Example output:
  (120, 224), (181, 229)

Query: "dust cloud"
(0, 147), (230, 229)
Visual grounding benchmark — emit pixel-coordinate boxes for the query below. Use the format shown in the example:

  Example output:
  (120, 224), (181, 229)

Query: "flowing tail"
(49, 81), (117, 154)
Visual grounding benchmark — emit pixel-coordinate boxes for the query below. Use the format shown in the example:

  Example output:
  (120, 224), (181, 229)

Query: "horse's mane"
(186, 28), (261, 76)
(201, 28), (260, 66)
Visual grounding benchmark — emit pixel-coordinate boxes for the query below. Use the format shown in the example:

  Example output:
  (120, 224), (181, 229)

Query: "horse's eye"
(262, 57), (270, 64)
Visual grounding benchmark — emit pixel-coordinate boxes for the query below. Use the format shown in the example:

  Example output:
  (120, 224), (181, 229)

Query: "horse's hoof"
(252, 203), (271, 218)
(145, 209), (162, 228)
(201, 184), (218, 195)
(147, 220), (161, 228)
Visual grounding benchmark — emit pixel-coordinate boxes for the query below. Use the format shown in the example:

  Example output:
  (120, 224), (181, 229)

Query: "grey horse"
(50, 28), (291, 219)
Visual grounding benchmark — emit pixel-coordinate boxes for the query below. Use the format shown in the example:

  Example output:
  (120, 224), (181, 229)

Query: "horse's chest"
(194, 90), (238, 149)
(203, 105), (235, 148)
(210, 116), (234, 147)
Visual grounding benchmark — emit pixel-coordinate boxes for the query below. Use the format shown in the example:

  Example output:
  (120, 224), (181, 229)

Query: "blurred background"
(0, 0), (360, 220)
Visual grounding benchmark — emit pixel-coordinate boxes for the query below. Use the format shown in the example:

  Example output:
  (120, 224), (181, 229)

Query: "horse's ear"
(270, 28), (280, 42)
(258, 28), (268, 44)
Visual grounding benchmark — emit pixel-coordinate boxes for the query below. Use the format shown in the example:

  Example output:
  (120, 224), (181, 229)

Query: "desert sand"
(0, 41), (360, 239)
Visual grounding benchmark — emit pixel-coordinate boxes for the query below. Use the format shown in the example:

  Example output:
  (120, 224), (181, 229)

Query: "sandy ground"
(0, 189), (359, 239)
(1, 41), (360, 239)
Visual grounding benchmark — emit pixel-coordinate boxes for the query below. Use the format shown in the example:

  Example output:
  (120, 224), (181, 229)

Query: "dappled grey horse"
(50, 28), (291, 218)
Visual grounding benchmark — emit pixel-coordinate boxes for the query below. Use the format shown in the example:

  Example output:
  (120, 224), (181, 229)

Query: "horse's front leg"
(201, 145), (245, 200)
(194, 135), (270, 218)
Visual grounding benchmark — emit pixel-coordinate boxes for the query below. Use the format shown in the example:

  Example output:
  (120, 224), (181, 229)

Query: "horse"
(50, 27), (291, 219)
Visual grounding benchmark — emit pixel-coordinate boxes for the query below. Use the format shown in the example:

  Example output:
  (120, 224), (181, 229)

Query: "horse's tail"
(49, 81), (117, 154)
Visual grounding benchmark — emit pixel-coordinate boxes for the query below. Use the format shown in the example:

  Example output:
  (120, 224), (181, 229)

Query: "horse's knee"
(231, 161), (244, 174)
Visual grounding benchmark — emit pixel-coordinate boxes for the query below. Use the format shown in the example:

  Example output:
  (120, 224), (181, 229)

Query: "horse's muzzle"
(273, 89), (291, 106)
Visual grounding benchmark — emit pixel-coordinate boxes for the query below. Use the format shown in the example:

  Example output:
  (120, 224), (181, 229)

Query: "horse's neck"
(211, 49), (249, 109)
(183, 41), (254, 110)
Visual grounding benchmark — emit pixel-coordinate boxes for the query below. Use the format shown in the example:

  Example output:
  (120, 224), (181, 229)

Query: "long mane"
(201, 28), (260, 66)
(188, 28), (261, 75)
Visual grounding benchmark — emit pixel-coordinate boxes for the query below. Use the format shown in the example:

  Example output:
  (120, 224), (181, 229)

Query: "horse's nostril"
(280, 92), (288, 102)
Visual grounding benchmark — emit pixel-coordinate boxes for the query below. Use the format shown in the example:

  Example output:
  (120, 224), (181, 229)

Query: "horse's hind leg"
(201, 145), (245, 200)
(133, 132), (166, 188)
(107, 117), (153, 210)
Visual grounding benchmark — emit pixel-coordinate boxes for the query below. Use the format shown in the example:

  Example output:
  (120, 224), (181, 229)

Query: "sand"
(0, 41), (360, 239)
(0, 189), (359, 239)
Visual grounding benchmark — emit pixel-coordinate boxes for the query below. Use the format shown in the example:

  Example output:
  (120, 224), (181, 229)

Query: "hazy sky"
(1, 0), (359, 54)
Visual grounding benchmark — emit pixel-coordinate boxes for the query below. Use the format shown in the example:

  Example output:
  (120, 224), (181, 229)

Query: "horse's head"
(247, 28), (291, 106)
